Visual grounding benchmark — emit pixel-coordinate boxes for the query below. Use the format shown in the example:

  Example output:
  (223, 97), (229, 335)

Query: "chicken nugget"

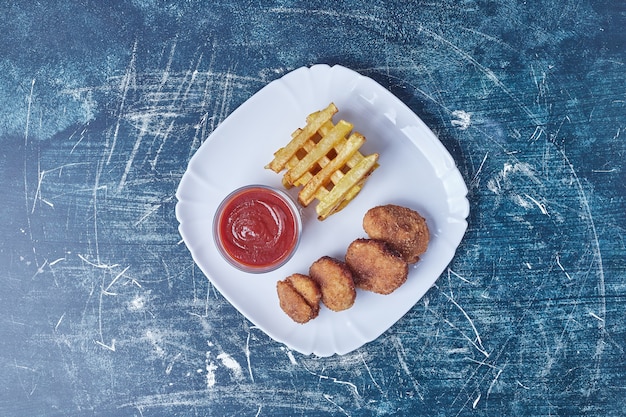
(363, 204), (429, 264)
(277, 273), (321, 324)
(345, 238), (408, 295)
(309, 256), (356, 311)
(288, 273), (322, 308)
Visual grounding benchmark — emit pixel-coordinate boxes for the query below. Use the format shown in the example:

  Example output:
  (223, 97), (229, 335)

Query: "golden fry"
(284, 120), (353, 185)
(266, 103), (337, 173)
(266, 103), (379, 220)
(298, 132), (366, 206)
(316, 153), (379, 220)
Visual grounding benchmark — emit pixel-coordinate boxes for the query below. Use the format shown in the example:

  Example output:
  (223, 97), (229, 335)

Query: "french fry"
(284, 120), (352, 186)
(298, 132), (366, 206)
(316, 153), (379, 220)
(265, 103), (337, 173)
(266, 103), (379, 220)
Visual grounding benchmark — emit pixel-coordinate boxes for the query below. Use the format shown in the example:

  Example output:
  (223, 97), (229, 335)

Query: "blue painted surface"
(0, 1), (624, 416)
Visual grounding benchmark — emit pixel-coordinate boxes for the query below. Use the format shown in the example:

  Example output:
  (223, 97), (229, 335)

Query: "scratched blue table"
(1, 1), (624, 416)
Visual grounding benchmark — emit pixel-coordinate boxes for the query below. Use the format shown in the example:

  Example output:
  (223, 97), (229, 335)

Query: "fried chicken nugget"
(277, 273), (321, 324)
(345, 238), (408, 295)
(309, 256), (356, 312)
(363, 204), (429, 264)
(288, 273), (322, 307)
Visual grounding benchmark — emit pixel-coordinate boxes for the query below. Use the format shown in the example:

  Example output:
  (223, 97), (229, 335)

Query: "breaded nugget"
(363, 204), (429, 264)
(288, 273), (322, 308)
(277, 273), (321, 324)
(345, 238), (408, 295)
(309, 256), (356, 311)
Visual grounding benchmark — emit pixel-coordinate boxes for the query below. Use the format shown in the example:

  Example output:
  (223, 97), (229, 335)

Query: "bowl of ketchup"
(213, 185), (302, 273)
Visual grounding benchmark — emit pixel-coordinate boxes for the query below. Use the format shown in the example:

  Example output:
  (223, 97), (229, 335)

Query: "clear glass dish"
(213, 185), (302, 274)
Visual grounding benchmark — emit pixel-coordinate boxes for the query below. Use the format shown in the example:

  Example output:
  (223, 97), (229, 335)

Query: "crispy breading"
(345, 238), (408, 295)
(362, 204), (429, 264)
(288, 273), (322, 308)
(277, 273), (321, 324)
(309, 256), (356, 311)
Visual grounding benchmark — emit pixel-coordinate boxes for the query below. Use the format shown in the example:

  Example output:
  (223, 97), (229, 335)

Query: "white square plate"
(175, 64), (469, 356)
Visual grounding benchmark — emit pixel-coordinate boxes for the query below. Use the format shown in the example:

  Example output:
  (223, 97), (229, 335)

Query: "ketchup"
(215, 186), (301, 272)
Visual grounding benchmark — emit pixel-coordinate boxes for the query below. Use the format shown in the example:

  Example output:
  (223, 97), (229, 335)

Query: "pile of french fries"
(266, 103), (379, 220)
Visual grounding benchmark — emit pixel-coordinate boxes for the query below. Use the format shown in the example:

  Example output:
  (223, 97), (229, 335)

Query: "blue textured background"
(1, 1), (624, 416)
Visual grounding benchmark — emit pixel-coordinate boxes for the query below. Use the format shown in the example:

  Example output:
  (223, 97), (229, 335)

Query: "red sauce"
(215, 186), (300, 272)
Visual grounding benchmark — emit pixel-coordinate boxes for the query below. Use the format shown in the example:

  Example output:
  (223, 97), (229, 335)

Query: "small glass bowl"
(213, 185), (302, 273)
